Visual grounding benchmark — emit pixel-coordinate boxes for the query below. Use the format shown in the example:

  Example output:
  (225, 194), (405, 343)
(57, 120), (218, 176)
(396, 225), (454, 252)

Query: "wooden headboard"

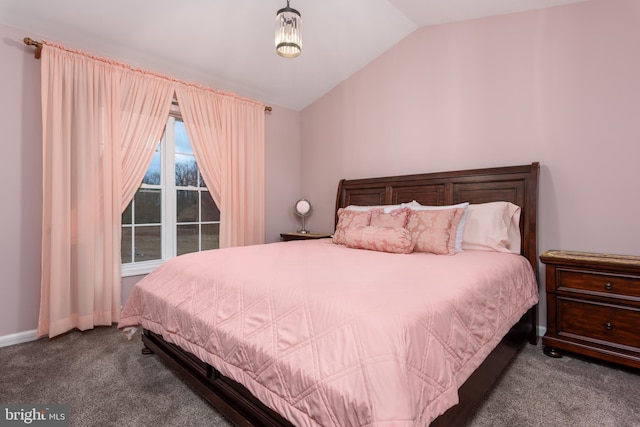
(335, 162), (540, 273)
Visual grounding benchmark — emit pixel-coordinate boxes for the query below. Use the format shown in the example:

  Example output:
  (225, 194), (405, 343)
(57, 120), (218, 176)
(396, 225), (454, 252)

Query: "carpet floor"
(1, 326), (638, 426)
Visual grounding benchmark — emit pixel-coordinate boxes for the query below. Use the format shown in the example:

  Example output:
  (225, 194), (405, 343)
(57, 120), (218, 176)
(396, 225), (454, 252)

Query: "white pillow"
(346, 200), (420, 213)
(461, 202), (521, 254)
(408, 202), (469, 252)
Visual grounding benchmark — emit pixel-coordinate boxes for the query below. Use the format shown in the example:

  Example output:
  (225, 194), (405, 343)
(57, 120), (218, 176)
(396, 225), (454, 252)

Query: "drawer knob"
(604, 282), (613, 291)
(604, 322), (614, 331)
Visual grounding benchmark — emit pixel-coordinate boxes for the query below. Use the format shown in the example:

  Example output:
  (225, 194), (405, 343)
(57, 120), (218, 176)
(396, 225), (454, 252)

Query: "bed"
(119, 162), (540, 426)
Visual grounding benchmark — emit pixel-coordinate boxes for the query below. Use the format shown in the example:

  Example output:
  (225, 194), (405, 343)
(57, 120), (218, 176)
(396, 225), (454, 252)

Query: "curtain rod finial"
(23, 37), (43, 59)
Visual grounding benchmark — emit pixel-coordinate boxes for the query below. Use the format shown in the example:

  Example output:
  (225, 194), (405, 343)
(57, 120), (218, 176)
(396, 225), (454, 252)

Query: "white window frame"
(122, 109), (219, 277)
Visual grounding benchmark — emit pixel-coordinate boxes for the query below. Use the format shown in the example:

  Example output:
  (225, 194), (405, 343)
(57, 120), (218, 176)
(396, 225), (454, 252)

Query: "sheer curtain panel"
(38, 43), (173, 338)
(176, 85), (265, 248)
(39, 44), (122, 337)
(120, 72), (174, 209)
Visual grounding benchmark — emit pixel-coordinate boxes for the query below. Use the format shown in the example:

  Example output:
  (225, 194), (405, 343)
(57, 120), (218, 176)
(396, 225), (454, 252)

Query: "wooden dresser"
(541, 250), (640, 368)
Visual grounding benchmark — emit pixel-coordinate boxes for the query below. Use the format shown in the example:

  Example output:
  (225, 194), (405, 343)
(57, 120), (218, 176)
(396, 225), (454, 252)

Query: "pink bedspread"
(119, 239), (538, 426)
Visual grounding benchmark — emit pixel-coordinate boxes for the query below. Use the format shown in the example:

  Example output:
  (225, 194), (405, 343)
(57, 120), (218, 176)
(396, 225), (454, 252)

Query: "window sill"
(121, 259), (164, 277)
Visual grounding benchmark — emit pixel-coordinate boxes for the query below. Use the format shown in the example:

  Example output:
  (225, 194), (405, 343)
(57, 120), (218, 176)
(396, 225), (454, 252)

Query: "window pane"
(122, 201), (132, 225)
(134, 189), (161, 224)
(198, 170), (206, 188)
(121, 227), (132, 263)
(142, 150), (161, 185)
(177, 190), (198, 222)
(202, 223), (220, 251)
(177, 224), (199, 256)
(202, 191), (220, 222)
(134, 226), (161, 262)
(174, 121), (192, 155)
(175, 155), (198, 187)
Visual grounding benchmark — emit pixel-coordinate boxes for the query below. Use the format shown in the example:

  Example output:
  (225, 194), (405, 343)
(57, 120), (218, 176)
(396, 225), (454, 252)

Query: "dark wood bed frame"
(141, 162), (540, 427)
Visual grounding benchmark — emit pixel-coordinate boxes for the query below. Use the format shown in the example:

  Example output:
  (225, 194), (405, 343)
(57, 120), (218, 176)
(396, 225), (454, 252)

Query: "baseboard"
(0, 329), (38, 348)
(538, 325), (547, 341)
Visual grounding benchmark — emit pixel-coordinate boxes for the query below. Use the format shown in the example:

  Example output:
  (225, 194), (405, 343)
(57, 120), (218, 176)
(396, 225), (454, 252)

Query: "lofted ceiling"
(0, 0), (591, 111)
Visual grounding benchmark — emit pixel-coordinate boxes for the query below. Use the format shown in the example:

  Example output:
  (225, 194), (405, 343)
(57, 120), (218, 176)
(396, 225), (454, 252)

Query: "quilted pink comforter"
(119, 239), (538, 426)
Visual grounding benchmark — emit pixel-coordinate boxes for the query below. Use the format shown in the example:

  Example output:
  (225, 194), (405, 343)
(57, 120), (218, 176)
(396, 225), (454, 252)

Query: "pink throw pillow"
(406, 208), (464, 255)
(333, 208), (373, 245)
(370, 207), (411, 228)
(344, 226), (415, 254)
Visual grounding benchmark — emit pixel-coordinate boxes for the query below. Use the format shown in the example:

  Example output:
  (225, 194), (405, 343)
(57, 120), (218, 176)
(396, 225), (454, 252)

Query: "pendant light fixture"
(275, 0), (302, 58)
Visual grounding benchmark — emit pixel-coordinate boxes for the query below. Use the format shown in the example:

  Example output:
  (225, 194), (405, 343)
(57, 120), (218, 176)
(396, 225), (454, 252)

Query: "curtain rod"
(22, 37), (273, 112)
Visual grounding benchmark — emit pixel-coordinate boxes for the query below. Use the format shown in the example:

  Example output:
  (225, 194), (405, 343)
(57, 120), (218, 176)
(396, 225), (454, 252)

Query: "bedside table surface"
(280, 232), (332, 241)
(282, 232), (332, 238)
(541, 250), (640, 266)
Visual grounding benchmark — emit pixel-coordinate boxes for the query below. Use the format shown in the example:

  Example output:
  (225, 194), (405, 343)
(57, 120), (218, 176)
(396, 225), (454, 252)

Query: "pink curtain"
(39, 44), (123, 337)
(120, 72), (174, 209)
(38, 43), (174, 338)
(176, 85), (265, 248)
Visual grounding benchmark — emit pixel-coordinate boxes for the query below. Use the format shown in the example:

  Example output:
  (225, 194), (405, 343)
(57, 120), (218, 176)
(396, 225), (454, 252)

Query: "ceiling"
(0, 0), (590, 111)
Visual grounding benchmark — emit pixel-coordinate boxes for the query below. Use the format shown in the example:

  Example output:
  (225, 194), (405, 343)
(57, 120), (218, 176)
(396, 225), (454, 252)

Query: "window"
(121, 111), (220, 276)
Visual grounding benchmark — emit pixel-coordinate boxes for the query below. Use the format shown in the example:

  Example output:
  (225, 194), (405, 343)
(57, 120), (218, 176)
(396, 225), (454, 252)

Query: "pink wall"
(300, 0), (640, 327)
(265, 106), (302, 243)
(0, 23), (43, 338)
(0, 22), (300, 338)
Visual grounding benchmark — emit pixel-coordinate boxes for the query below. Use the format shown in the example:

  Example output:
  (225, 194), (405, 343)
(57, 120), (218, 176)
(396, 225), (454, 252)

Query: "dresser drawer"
(557, 269), (640, 299)
(557, 297), (640, 350)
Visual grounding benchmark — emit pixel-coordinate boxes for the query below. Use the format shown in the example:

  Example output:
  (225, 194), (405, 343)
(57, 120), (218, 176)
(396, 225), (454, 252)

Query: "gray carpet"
(0, 326), (638, 426)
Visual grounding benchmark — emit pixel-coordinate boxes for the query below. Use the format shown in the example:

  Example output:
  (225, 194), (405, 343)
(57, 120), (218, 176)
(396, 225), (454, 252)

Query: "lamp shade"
(275, 1), (301, 58)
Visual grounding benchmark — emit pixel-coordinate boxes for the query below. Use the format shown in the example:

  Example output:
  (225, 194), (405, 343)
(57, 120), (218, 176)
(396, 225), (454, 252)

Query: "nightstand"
(540, 250), (640, 368)
(280, 232), (332, 242)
